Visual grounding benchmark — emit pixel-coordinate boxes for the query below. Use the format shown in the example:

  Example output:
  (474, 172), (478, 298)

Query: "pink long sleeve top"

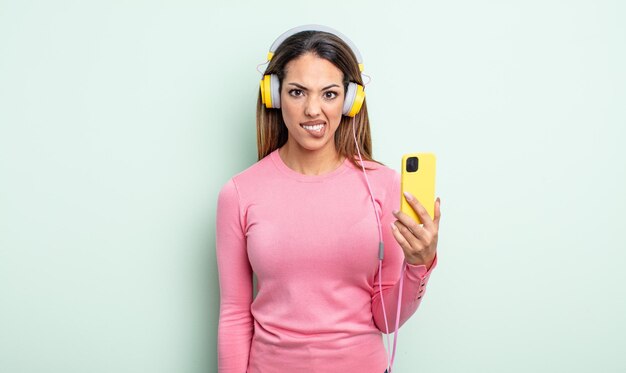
(216, 149), (437, 373)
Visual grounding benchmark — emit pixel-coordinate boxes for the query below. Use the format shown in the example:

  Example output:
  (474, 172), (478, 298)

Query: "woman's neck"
(278, 143), (345, 176)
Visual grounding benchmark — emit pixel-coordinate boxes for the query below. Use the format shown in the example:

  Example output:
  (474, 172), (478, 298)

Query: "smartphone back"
(400, 153), (436, 224)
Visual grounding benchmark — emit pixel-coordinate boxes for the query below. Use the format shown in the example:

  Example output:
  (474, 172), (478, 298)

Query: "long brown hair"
(256, 30), (382, 169)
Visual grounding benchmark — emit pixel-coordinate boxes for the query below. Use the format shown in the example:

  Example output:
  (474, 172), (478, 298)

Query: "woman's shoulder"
(348, 157), (400, 182)
(234, 154), (275, 181)
(218, 152), (277, 195)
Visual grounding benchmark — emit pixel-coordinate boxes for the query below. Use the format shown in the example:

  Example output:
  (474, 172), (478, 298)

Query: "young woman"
(216, 25), (441, 373)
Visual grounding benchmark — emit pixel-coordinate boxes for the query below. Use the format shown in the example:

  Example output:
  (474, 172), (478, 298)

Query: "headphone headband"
(267, 24), (364, 72)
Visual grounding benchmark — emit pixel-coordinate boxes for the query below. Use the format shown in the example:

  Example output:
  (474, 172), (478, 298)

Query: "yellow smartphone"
(401, 153), (437, 224)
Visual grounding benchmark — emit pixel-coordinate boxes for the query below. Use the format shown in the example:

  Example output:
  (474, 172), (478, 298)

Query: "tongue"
(303, 125), (325, 138)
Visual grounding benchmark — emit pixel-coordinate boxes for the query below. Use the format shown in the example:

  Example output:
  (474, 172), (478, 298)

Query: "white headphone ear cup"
(270, 74), (281, 109)
(343, 82), (357, 115)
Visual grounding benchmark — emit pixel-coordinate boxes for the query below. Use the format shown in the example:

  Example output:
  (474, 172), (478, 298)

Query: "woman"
(216, 24), (441, 373)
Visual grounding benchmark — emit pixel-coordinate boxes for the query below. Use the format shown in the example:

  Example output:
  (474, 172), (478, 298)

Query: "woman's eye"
(289, 89), (303, 97)
(324, 91), (338, 99)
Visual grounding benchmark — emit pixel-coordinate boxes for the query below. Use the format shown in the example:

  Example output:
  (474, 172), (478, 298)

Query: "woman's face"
(280, 52), (345, 155)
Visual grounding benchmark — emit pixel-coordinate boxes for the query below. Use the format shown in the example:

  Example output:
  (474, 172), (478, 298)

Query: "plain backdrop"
(1, 0), (625, 372)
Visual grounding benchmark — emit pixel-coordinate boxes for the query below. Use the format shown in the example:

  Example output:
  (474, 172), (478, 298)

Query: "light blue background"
(1, 0), (625, 372)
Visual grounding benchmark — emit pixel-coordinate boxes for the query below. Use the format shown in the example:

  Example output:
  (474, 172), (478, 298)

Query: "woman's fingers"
(402, 192), (435, 231)
(392, 213), (431, 246)
(391, 220), (422, 248)
(391, 220), (423, 262)
(433, 197), (441, 230)
(390, 221), (414, 254)
(391, 220), (433, 266)
(391, 194), (441, 267)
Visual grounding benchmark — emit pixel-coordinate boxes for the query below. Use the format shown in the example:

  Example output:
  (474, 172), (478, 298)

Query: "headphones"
(260, 24), (366, 118)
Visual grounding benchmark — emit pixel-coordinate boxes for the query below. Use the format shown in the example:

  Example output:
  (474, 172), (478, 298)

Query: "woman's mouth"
(300, 122), (326, 138)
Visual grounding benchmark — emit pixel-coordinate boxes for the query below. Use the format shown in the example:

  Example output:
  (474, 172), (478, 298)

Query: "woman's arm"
(216, 179), (253, 372)
(371, 172), (438, 333)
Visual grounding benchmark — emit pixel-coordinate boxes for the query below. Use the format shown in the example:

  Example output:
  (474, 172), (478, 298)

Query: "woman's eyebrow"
(287, 82), (341, 90)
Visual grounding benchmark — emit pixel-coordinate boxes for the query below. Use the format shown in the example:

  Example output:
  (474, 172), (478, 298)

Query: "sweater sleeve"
(216, 179), (253, 372)
(371, 171), (438, 334)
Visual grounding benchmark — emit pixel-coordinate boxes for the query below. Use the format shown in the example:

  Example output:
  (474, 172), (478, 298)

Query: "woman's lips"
(300, 122), (326, 138)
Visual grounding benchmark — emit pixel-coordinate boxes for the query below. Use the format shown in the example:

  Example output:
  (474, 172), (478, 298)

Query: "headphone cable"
(352, 115), (405, 372)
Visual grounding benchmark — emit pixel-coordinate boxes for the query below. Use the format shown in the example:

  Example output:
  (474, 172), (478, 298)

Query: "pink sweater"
(216, 149), (437, 373)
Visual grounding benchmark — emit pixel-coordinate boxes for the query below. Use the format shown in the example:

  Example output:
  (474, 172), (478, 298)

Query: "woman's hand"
(390, 192), (441, 270)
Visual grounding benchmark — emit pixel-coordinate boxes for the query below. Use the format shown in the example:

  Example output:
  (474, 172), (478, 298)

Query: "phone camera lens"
(406, 157), (419, 172)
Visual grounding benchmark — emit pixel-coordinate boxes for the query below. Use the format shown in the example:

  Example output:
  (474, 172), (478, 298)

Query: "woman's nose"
(304, 96), (321, 117)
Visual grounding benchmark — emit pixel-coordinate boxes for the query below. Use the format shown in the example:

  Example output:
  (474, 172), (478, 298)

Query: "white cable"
(351, 115), (392, 372)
